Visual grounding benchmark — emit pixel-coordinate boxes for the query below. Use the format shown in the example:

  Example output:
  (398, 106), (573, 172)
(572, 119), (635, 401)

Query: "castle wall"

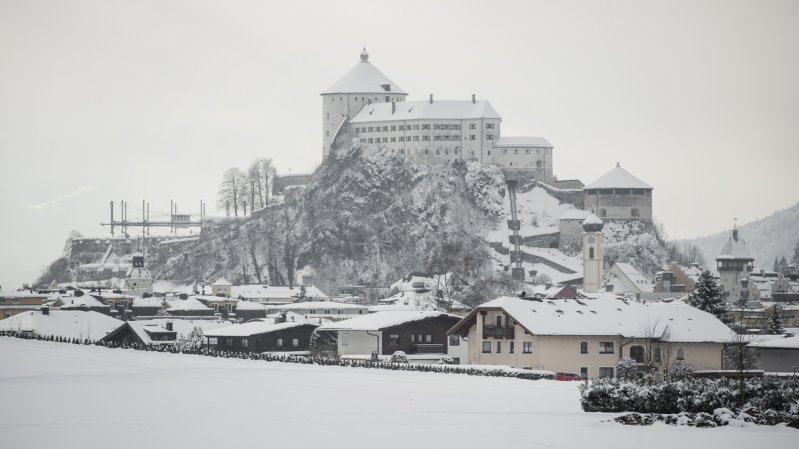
(323, 93), (406, 156)
(583, 189), (652, 221)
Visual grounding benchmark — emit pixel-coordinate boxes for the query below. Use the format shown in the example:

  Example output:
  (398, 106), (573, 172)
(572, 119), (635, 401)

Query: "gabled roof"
(269, 301), (368, 311)
(584, 165), (653, 190)
(211, 278), (232, 287)
(164, 297), (212, 312)
(748, 334), (799, 349)
(230, 284), (329, 301)
(716, 229), (754, 261)
(448, 295), (733, 343)
(493, 137), (552, 148)
(321, 51), (407, 95)
(317, 311), (459, 332)
(203, 320), (318, 338)
(349, 100), (500, 123)
(0, 310), (122, 340)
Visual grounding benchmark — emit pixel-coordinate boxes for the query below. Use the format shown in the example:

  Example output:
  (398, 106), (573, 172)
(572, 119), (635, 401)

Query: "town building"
(315, 311), (465, 363)
(266, 301), (368, 321)
(581, 214), (604, 293)
(716, 227), (756, 305)
(607, 262), (654, 297)
(124, 252), (152, 293)
(0, 309), (122, 341)
(447, 295), (733, 378)
(322, 49), (554, 183)
(203, 319), (319, 353)
(0, 292), (47, 319)
(582, 163), (653, 222)
(210, 278), (232, 297)
(748, 335), (799, 373)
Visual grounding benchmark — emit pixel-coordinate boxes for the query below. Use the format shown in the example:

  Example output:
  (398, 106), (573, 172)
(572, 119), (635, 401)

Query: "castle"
(321, 49), (553, 184)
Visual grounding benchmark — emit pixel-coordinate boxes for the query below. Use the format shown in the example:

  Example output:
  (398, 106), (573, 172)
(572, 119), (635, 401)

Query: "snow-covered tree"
(175, 327), (204, 352)
(617, 357), (638, 379)
(390, 351), (408, 363)
(764, 304), (786, 334)
(687, 270), (732, 325)
(668, 360), (694, 380)
(218, 167), (247, 216)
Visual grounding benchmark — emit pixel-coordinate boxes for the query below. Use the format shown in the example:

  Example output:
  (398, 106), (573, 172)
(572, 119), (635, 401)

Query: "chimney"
(472, 94), (476, 104)
(41, 306), (49, 316)
(391, 100), (396, 114)
(429, 94), (433, 104)
(166, 322), (173, 331)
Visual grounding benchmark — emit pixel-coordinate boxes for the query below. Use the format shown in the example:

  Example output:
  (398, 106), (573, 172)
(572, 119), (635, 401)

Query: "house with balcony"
(203, 319), (319, 354)
(315, 311), (465, 363)
(447, 294), (733, 378)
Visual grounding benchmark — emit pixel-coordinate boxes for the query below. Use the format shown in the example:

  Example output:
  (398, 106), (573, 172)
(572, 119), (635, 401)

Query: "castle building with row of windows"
(321, 49), (553, 183)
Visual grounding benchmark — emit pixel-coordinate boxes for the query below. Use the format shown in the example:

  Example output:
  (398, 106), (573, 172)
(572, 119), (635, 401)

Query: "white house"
(447, 294), (734, 378)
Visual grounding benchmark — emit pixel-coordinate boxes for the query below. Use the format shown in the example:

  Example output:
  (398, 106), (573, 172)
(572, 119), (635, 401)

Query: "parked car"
(554, 372), (585, 381)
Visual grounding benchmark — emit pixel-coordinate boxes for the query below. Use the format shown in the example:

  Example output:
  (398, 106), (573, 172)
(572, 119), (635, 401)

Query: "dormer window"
(381, 84), (391, 92)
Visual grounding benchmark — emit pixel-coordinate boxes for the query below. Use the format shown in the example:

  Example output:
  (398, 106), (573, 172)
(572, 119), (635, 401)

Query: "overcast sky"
(1, 0), (797, 290)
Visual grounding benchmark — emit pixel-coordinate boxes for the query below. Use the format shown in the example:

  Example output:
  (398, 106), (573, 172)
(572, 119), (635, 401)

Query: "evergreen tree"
(765, 304), (785, 334)
(687, 270), (732, 325)
(779, 256), (788, 275)
(773, 257), (779, 273)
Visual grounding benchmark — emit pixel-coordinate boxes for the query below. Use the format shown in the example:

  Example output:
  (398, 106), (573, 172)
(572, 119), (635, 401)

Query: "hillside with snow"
(680, 202), (799, 270)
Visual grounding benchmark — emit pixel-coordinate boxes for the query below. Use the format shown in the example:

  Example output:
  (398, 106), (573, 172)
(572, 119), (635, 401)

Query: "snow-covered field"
(0, 338), (794, 449)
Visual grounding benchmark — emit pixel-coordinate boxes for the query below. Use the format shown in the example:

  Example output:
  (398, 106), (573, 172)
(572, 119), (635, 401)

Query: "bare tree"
(218, 168), (246, 216)
(247, 158), (277, 209)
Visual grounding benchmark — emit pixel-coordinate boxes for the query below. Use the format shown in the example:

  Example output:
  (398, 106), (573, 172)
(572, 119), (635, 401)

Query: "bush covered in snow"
(390, 350), (408, 363)
(616, 357), (638, 380)
(615, 408), (799, 427)
(580, 376), (799, 414)
(668, 360), (694, 380)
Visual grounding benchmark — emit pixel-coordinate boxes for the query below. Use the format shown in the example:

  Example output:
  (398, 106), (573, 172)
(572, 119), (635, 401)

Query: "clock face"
(587, 236), (596, 244)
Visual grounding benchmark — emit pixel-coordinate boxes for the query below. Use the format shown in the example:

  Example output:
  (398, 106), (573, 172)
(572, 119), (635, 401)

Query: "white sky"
(1, 0), (797, 290)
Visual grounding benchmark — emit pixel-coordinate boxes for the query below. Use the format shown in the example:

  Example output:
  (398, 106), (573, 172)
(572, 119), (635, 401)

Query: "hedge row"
(580, 377), (799, 414)
(0, 331), (553, 380)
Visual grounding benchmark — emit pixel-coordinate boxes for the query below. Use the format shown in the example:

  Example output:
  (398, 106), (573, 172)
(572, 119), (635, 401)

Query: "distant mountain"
(680, 202), (799, 270)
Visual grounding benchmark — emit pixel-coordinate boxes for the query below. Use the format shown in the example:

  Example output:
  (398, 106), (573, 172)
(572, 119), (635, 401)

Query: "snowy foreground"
(0, 338), (794, 449)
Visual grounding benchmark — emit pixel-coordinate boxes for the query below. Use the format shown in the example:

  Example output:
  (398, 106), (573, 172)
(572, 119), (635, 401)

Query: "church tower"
(320, 48), (408, 157)
(716, 225), (755, 304)
(581, 214), (604, 293)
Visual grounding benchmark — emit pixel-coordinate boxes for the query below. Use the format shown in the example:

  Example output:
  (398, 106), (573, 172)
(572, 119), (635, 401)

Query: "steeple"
(360, 46), (369, 62)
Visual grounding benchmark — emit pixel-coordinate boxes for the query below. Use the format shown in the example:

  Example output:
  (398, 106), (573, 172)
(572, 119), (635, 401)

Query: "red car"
(554, 372), (585, 381)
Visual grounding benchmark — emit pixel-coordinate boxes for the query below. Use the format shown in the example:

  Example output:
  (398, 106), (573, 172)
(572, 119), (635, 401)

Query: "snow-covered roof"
(0, 310), (122, 340)
(350, 100), (500, 123)
(559, 209), (592, 220)
(230, 285), (329, 302)
(493, 137), (552, 148)
(612, 263), (654, 293)
(133, 318), (232, 339)
(583, 214), (604, 226)
(211, 278), (232, 287)
(57, 295), (108, 309)
(203, 320), (318, 338)
(451, 295), (734, 343)
(234, 300), (269, 311)
(583, 165), (653, 190)
(321, 50), (407, 95)
(317, 311), (458, 332)
(132, 297), (163, 308)
(268, 301), (368, 311)
(748, 335), (799, 349)
(716, 229), (754, 261)
(164, 297), (212, 312)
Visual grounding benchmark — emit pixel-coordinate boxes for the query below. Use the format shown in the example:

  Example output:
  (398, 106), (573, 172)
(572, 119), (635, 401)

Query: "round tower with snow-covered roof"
(716, 226), (756, 304)
(321, 48), (408, 157)
(581, 214), (604, 293)
(583, 163), (653, 222)
(125, 252), (153, 293)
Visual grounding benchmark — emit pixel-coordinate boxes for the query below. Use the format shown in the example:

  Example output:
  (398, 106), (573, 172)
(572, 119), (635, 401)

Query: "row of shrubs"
(0, 331), (553, 380)
(580, 376), (799, 414)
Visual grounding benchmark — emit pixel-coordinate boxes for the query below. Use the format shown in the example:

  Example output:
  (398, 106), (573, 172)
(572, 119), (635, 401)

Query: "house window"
(391, 126), (396, 131)
(496, 341), (502, 353)
(580, 367), (589, 379)
(486, 123), (494, 129)
(599, 367), (615, 378)
(337, 310), (343, 314)
(580, 341), (588, 354)
(482, 341), (491, 353)
(486, 134), (494, 140)
(225, 338), (233, 347)
(469, 123), (476, 130)
(599, 209), (607, 217)
(382, 126), (388, 132)
(425, 334), (432, 343)
(631, 208), (640, 218)
(676, 347), (686, 360)
(292, 338), (299, 348)
(410, 334), (416, 343)
(242, 339), (248, 348)
(509, 341), (515, 353)
(448, 335), (459, 346)
(589, 247), (595, 259)
(277, 338), (283, 347)
(653, 347), (662, 363)
(324, 309), (331, 314)
(398, 125), (404, 131)
(208, 337), (218, 345)
(309, 309), (317, 314)
(523, 342), (532, 353)
(496, 315), (503, 327)
(358, 310), (364, 314)
(629, 345), (645, 363)
(389, 334), (400, 346)
(341, 333), (349, 347)
(599, 342), (614, 354)
(417, 334), (423, 342)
